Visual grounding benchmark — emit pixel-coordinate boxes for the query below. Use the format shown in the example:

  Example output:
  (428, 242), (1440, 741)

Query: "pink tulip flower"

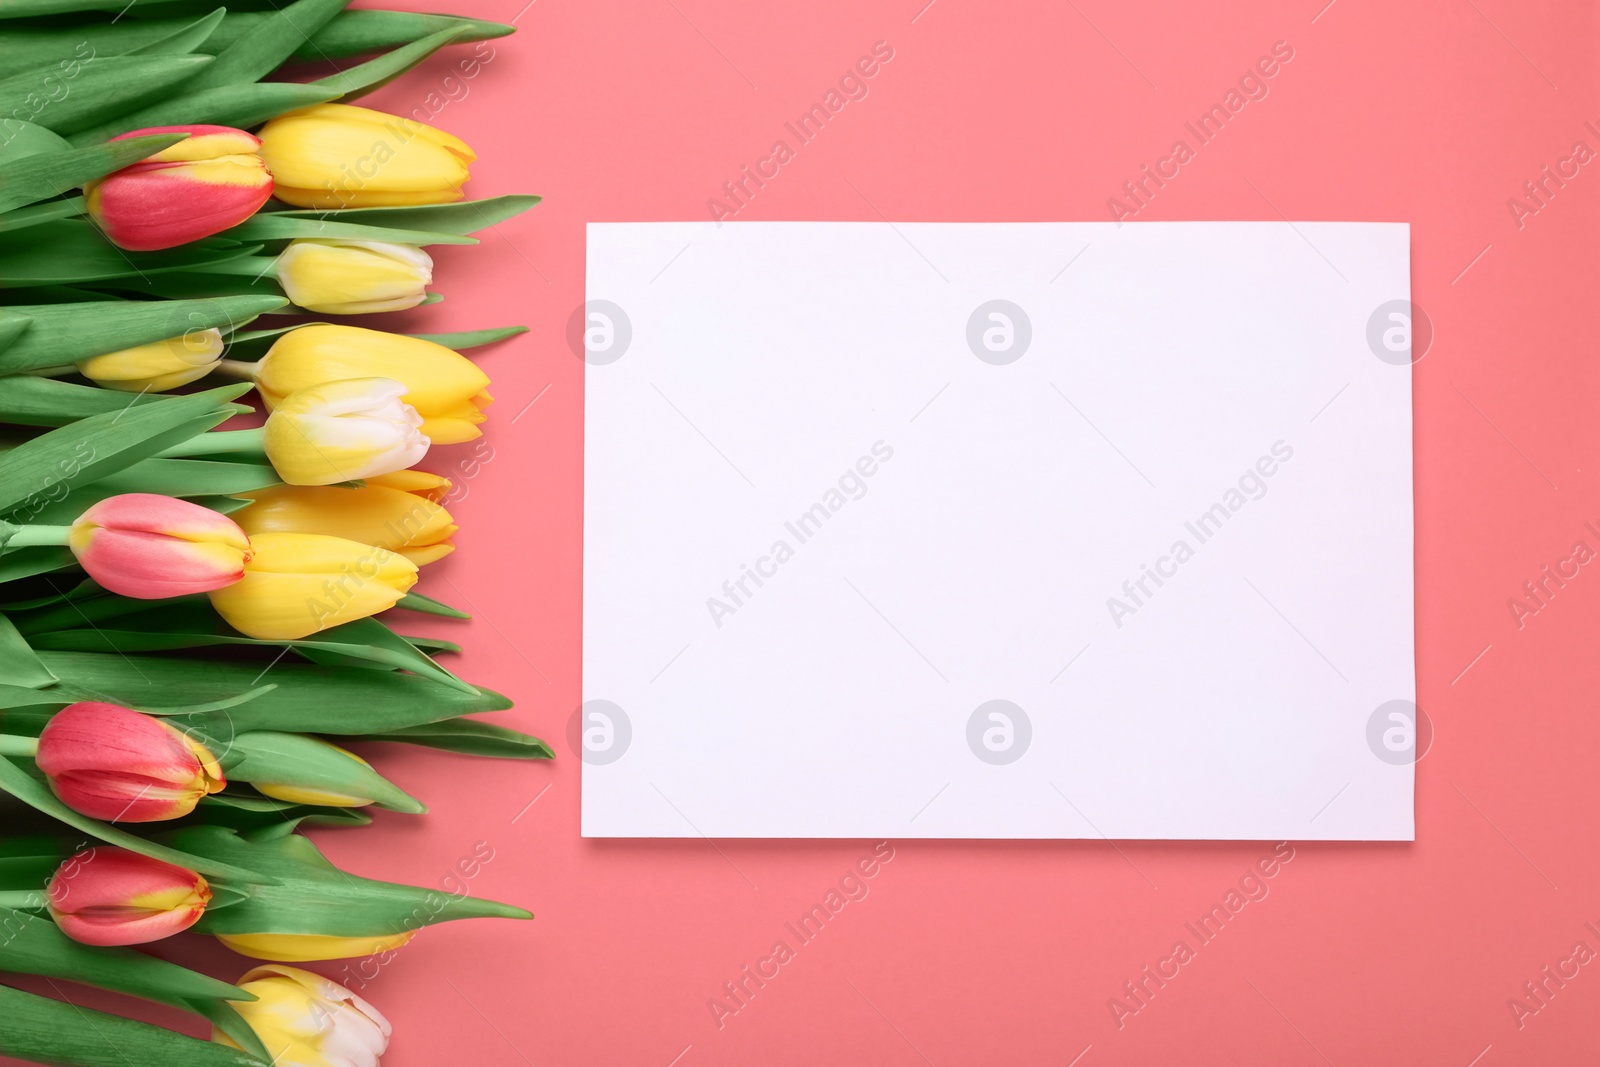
(36, 701), (226, 822)
(48, 847), (211, 946)
(69, 493), (252, 599)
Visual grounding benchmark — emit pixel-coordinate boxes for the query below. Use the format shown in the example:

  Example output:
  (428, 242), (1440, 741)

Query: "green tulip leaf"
(0, 756), (277, 885)
(175, 824), (530, 938)
(0, 613), (56, 688)
(0, 121), (71, 163)
(409, 325), (528, 350)
(0, 220), (263, 287)
(0, 547), (74, 584)
(282, 8), (513, 60)
(219, 212), (477, 246)
(0, 308), (31, 350)
(68, 81), (341, 146)
(0, 294), (284, 372)
(30, 649), (512, 735)
(124, 7), (228, 58)
(0, 383), (253, 518)
(186, 0), (349, 91)
(0, 10), (511, 78)
(395, 591), (470, 619)
(0, 375), (168, 428)
(311, 25), (472, 102)
(0, 197), (86, 234)
(88, 456), (281, 498)
(192, 794), (375, 834)
(0, 905), (269, 1060)
(0, 54), (216, 137)
(272, 194), (542, 237)
(360, 718), (555, 759)
(0, 132), (187, 214)
(221, 730), (425, 813)
(26, 601), (479, 695)
(0, 982), (271, 1067)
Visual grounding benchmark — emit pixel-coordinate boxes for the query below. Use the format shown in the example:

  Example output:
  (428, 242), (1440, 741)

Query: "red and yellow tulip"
(35, 702), (225, 822)
(47, 847), (210, 947)
(85, 125), (274, 251)
(68, 493), (252, 599)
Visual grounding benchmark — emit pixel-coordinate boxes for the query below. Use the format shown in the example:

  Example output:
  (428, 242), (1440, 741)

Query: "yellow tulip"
(216, 931), (416, 962)
(254, 325), (490, 445)
(207, 532), (417, 640)
(75, 329), (223, 392)
(262, 377), (430, 486)
(257, 103), (474, 209)
(276, 239), (433, 315)
(234, 484), (457, 566)
(213, 964), (391, 1067)
(364, 468), (452, 502)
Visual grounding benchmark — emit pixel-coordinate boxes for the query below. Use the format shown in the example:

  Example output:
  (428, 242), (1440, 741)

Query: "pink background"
(14, 0), (1600, 1064)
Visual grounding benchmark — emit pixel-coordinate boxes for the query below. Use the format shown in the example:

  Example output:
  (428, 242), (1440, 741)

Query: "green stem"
(0, 734), (40, 758)
(204, 255), (280, 280)
(156, 427), (266, 458)
(0, 524), (70, 549)
(213, 359), (261, 381)
(0, 890), (46, 910)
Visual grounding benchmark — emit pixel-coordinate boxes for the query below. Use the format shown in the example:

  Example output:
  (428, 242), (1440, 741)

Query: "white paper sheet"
(582, 221), (1415, 840)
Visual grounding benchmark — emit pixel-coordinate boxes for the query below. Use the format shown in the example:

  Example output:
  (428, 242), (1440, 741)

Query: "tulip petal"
(37, 702), (224, 822)
(48, 847), (210, 946)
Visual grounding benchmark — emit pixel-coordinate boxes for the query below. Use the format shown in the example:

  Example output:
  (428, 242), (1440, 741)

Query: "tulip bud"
(216, 931), (415, 963)
(75, 328), (223, 393)
(263, 378), (430, 486)
(46, 847), (210, 947)
(67, 493), (252, 599)
(222, 731), (426, 813)
(235, 484), (457, 566)
(363, 469), (453, 502)
(207, 532), (418, 640)
(276, 239), (433, 315)
(254, 325), (490, 445)
(258, 103), (473, 209)
(213, 964), (391, 1067)
(36, 702), (225, 822)
(85, 125), (274, 251)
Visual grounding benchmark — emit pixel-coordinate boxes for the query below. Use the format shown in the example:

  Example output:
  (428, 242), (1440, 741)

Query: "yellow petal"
(216, 930), (416, 962)
(207, 532), (416, 639)
(257, 325), (487, 415)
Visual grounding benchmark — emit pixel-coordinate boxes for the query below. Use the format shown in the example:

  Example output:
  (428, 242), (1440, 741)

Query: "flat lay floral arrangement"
(0, 3), (543, 1065)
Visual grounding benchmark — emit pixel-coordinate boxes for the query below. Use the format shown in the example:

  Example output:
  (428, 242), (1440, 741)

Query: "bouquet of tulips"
(0, 2), (547, 1065)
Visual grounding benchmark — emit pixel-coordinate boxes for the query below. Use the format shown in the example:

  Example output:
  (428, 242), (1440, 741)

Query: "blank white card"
(582, 222), (1415, 840)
